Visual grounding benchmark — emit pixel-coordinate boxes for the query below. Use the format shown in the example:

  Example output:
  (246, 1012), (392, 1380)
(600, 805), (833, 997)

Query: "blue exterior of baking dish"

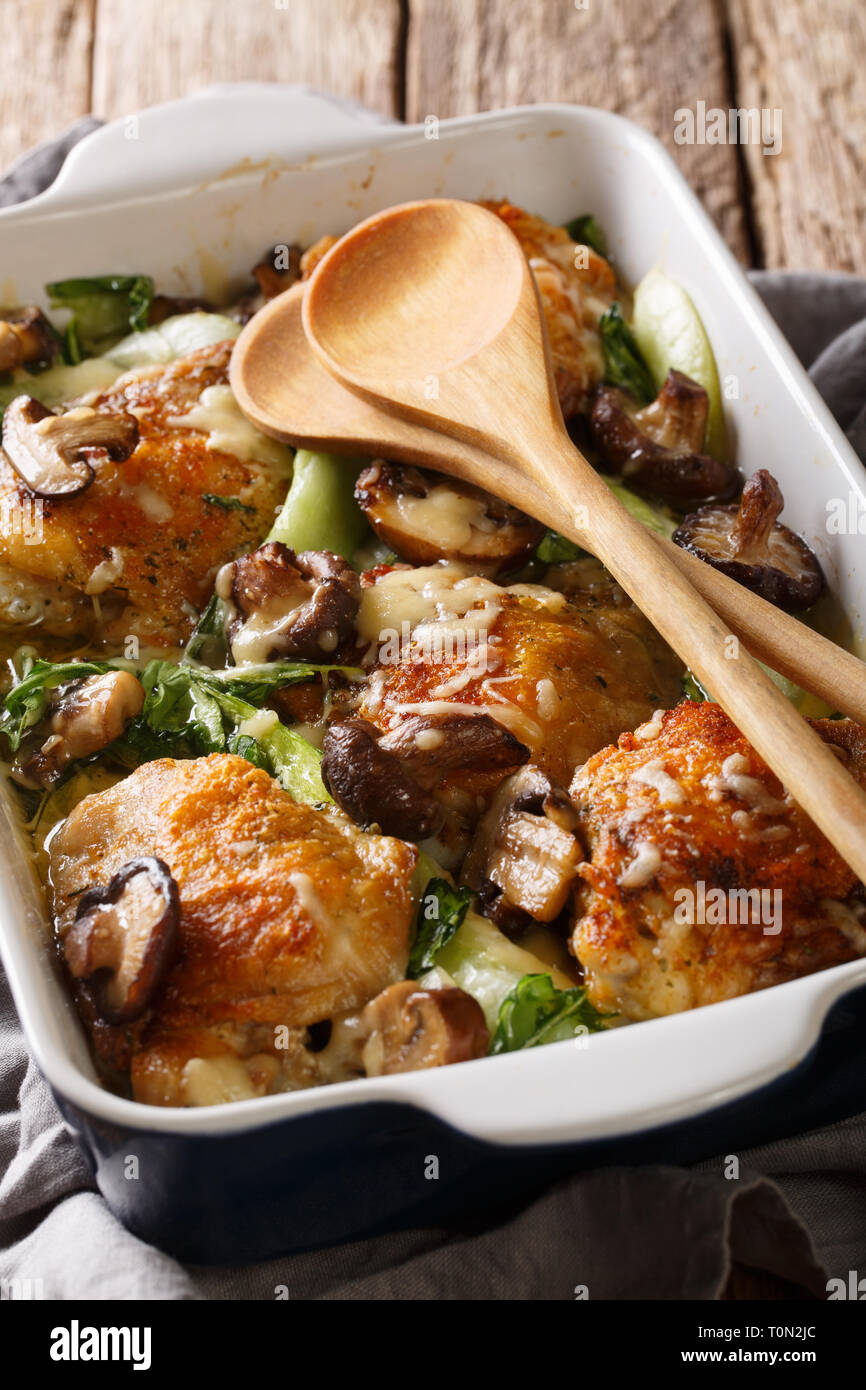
(52, 983), (866, 1264)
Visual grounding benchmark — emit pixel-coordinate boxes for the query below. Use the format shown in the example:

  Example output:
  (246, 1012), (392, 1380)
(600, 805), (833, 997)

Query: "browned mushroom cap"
(0, 307), (57, 372)
(355, 460), (545, 574)
(462, 765), (582, 931)
(672, 468), (825, 611)
(1, 396), (139, 498)
(322, 712), (530, 840)
(12, 669), (145, 789)
(359, 980), (489, 1075)
(63, 856), (180, 1025)
(590, 370), (738, 508)
(378, 711), (530, 784)
(229, 541), (361, 663)
(322, 717), (444, 840)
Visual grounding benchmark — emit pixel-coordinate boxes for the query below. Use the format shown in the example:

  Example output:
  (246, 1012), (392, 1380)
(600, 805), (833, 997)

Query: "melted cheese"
(631, 759), (685, 808)
(357, 563), (502, 646)
(618, 841), (662, 888)
(708, 753), (788, 816)
(168, 383), (292, 468)
(84, 547), (124, 595)
(395, 485), (497, 547)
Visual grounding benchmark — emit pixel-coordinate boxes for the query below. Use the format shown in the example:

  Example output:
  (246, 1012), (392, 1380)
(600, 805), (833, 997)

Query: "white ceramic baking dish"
(1, 86), (865, 1258)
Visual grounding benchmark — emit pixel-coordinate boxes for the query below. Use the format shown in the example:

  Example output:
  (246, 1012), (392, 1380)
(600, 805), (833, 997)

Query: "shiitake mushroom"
(590, 370), (739, 508)
(355, 460), (545, 574)
(63, 857), (180, 1025)
(672, 469), (825, 611)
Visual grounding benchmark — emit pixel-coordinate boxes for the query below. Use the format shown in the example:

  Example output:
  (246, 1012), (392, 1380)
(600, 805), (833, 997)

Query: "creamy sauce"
(167, 383), (292, 468)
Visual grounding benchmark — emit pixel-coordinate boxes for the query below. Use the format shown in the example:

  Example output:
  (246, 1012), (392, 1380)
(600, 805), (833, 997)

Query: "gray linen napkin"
(1, 108), (866, 1301)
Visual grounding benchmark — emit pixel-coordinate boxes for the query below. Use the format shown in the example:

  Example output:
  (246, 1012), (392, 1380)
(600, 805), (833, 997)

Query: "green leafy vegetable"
(104, 313), (241, 369)
(536, 530), (586, 564)
(46, 275), (154, 359)
(202, 494), (255, 513)
(600, 475), (676, 539)
(408, 877), (474, 978)
(599, 302), (655, 405)
(489, 973), (610, 1053)
(682, 671), (710, 703)
(120, 660), (329, 803)
(182, 593), (232, 668)
(563, 213), (608, 258)
(0, 657), (110, 751)
(268, 450), (370, 561)
(0, 653), (333, 804)
(196, 661), (362, 704)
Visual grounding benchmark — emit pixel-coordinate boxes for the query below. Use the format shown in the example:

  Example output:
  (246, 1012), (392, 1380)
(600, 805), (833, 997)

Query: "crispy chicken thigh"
(355, 562), (682, 792)
(49, 754), (417, 1105)
(570, 700), (866, 1020)
(481, 202), (617, 418)
(0, 342), (289, 647)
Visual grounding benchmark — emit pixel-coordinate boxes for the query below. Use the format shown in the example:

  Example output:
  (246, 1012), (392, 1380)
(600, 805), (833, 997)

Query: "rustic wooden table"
(3, 0), (864, 271)
(3, 0), (852, 1299)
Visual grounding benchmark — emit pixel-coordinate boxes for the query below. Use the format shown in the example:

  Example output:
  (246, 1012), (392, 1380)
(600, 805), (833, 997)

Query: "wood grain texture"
(728, 0), (866, 272)
(405, 0), (750, 261)
(0, 0), (95, 172)
(91, 0), (404, 121)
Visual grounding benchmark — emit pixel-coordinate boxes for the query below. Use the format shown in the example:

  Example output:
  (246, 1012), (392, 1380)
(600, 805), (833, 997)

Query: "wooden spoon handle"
(539, 431), (866, 882)
(657, 537), (866, 723)
(515, 474), (866, 723)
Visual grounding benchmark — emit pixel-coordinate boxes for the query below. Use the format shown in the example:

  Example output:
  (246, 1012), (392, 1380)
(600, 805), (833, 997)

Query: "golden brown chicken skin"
(49, 754), (417, 1105)
(481, 201), (617, 418)
(355, 563), (682, 793)
(570, 700), (866, 1020)
(0, 342), (289, 648)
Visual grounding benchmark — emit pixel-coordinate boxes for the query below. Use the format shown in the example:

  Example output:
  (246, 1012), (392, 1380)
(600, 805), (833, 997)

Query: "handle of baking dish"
(5, 84), (395, 217)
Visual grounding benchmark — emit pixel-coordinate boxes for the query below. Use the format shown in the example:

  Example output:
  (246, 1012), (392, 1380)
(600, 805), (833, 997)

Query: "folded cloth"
(1, 108), (865, 1301)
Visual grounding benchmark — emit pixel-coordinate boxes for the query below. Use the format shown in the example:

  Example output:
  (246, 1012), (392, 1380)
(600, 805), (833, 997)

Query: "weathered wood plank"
(91, 0), (404, 122)
(406, 0), (750, 262)
(0, 0), (95, 174)
(728, 0), (866, 272)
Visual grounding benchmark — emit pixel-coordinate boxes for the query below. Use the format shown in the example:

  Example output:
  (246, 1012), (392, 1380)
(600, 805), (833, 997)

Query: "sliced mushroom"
(1, 396), (139, 498)
(672, 469), (825, 611)
(462, 765), (582, 931)
(63, 856), (180, 1025)
(322, 717), (444, 840)
(355, 460), (545, 573)
(321, 712), (530, 840)
(590, 370), (738, 507)
(228, 542), (361, 664)
(378, 711), (531, 782)
(359, 980), (489, 1075)
(0, 306), (57, 373)
(12, 669), (145, 789)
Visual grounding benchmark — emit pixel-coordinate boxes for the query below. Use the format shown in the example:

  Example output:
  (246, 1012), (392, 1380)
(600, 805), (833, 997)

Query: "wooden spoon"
(298, 198), (866, 880)
(231, 279), (866, 726)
